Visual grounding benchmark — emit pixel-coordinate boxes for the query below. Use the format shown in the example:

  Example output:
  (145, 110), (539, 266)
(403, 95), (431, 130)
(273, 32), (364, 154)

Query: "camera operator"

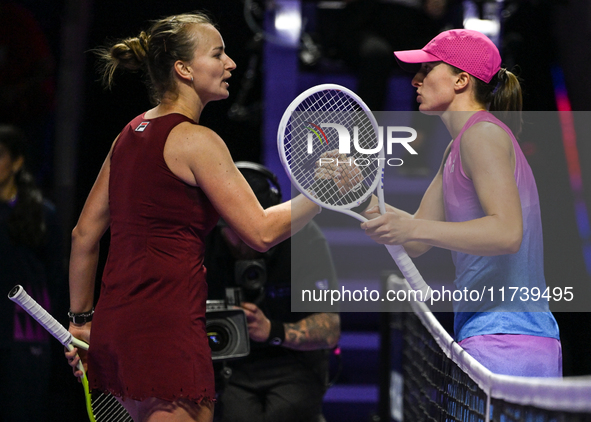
(204, 162), (340, 422)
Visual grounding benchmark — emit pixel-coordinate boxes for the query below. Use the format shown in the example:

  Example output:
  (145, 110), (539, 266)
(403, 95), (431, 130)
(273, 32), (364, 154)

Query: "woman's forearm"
(68, 229), (99, 313)
(411, 215), (522, 256)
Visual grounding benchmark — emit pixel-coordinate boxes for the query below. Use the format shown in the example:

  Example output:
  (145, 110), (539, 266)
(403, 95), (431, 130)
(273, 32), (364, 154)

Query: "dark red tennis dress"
(87, 113), (218, 404)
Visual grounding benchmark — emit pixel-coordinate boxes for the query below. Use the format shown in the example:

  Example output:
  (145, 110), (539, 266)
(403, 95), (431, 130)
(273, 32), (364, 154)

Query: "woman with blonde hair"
(65, 12), (319, 421)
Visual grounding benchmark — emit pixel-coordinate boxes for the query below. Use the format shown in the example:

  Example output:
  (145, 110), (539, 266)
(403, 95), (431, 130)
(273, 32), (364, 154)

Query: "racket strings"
(283, 89), (380, 207)
(91, 392), (133, 422)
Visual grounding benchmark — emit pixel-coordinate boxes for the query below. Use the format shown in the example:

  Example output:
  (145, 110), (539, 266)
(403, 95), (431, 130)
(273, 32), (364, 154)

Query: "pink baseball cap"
(393, 29), (501, 83)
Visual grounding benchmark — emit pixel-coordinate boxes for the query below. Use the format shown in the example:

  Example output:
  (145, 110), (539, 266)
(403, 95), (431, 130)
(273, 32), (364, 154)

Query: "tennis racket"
(8, 285), (132, 422)
(277, 84), (431, 301)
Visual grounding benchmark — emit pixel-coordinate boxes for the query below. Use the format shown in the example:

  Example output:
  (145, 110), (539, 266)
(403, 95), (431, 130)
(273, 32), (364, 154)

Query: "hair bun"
(138, 31), (150, 53)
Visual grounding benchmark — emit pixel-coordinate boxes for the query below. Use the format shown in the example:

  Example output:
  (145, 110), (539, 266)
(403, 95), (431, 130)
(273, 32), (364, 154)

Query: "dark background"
(2, 0), (591, 420)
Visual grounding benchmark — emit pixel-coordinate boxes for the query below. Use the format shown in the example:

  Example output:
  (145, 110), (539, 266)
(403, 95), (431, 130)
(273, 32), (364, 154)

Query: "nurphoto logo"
(306, 122), (418, 167)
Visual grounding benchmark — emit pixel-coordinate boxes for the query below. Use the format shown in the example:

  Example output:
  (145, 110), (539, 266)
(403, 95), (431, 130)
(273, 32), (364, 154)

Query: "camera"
(206, 288), (250, 361)
(234, 259), (267, 305)
(205, 259), (268, 361)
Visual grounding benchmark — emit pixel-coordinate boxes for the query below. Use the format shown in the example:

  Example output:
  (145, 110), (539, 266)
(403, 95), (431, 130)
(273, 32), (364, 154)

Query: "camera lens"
(207, 324), (230, 353)
(205, 309), (249, 361)
(244, 266), (261, 281)
(235, 259), (267, 291)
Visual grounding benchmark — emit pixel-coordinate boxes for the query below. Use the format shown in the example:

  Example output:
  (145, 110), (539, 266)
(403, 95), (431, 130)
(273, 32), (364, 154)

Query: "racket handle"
(385, 245), (431, 301)
(8, 285), (74, 347)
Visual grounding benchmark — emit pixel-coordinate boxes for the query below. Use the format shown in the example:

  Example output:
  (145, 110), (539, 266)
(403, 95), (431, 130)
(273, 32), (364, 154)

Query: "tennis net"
(384, 274), (591, 422)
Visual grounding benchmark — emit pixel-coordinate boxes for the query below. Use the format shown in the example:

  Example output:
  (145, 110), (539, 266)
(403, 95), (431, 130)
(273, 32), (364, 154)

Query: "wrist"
(68, 308), (94, 325)
(266, 320), (285, 346)
(351, 195), (373, 214)
(407, 217), (422, 242)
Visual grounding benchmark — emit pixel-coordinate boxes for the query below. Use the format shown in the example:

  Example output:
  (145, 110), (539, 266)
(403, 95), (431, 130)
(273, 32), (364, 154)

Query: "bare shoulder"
(460, 121), (515, 178)
(461, 121), (513, 153)
(168, 121), (225, 151)
(164, 122), (234, 186)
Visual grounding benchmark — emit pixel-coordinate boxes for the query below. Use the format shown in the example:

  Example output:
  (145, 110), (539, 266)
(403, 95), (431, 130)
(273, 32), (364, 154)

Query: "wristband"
(68, 308), (94, 324)
(267, 320), (285, 346)
(351, 195), (373, 214)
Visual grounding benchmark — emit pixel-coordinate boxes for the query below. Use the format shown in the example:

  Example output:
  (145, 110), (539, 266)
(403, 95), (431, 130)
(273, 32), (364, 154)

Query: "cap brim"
(393, 49), (439, 73)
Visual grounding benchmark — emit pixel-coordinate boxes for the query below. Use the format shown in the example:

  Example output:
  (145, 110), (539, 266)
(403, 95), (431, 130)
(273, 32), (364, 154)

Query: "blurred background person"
(0, 124), (66, 421)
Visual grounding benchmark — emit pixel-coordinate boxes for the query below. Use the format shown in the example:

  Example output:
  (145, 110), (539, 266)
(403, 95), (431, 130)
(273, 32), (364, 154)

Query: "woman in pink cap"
(361, 29), (562, 377)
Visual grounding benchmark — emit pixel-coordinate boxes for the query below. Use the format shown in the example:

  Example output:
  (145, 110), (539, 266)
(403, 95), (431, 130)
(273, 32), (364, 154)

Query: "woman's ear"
(454, 72), (470, 91)
(174, 60), (193, 83)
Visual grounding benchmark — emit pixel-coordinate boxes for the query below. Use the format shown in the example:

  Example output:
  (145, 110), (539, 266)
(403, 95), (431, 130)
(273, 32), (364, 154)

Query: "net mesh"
(400, 309), (591, 422)
(91, 391), (133, 421)
(388, 276), (591, 422)
(490, 399), (591, 422)
(403, 311), (488, 422)
(280, 87), (380, 207)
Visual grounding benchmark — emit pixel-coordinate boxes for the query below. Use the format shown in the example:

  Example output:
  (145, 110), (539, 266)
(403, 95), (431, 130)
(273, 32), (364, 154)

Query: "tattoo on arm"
(283, 313), (340, 351)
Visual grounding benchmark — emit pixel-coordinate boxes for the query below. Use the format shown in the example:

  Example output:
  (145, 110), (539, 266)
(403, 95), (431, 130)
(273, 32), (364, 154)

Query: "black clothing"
(0, 199), (66, 421)
(204, 220), (338, 422)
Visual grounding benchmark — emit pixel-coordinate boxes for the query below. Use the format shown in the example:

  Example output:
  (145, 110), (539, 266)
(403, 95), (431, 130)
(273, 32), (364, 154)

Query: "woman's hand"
(361, 206), (416, 245)
(65, 322), (91, 380)
(315, 150), (364, 196)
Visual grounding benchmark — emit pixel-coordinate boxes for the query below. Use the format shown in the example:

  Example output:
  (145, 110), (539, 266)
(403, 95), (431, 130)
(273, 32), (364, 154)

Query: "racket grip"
(385, 245), (431, 302)
(8, 285), (73, 346)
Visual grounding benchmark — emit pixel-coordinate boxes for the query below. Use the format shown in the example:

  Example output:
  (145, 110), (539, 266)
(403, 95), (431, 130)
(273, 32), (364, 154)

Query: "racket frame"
(277, 84), (432, 301)
(277, 83), (384, 215)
